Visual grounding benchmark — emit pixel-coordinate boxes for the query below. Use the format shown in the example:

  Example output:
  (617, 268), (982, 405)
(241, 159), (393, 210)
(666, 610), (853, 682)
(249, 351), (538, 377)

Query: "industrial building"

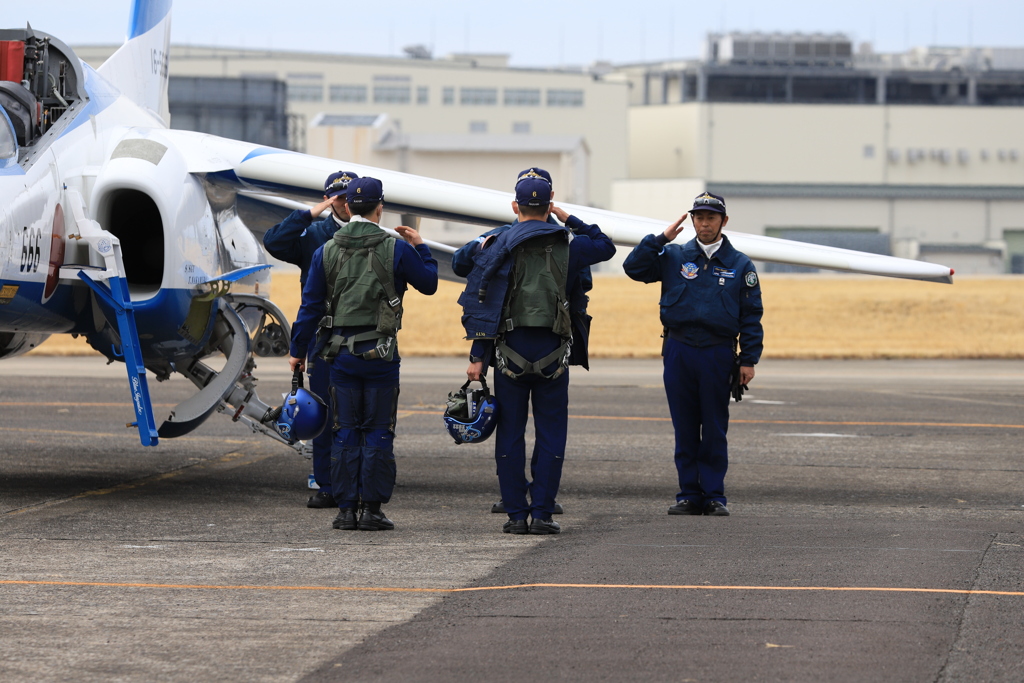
(610, 34), (1024, 274)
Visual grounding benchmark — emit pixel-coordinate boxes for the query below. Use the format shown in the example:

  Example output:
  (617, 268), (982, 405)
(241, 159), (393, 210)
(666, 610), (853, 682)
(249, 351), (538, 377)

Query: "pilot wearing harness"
(623, 192), (764, 517)
(460, 175), (615, 535)
(289, 177), (438, 531)
(453, 168), (595, 516)
(263, 170), (359, 509)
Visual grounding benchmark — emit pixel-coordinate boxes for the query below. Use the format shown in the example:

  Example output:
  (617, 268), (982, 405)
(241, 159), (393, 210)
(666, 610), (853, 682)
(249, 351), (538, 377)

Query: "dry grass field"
(29, 272), (1024, 359)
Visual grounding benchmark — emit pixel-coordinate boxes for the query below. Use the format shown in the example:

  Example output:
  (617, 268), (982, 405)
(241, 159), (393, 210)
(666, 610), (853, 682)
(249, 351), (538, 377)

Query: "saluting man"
(623, 192), (763, 516)
(263, 170), (359, 509)
(460, 174), (615, 535)
(289, 177), (438, 531)
(452, 168), (592, 517)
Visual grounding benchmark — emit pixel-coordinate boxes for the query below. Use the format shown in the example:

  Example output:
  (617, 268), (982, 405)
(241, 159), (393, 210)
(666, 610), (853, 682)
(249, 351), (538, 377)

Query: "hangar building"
(610, 33), (1024, 274)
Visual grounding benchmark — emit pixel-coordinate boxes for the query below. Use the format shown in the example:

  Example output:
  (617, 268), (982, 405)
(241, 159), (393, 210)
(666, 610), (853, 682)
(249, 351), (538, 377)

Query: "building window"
(286, 73), (323, 102)
(330, 85), (368, 103)
(372, 75), (411, 104)
(374, 86), (410, 103)
(512, 121), (531, 134)
(443, 87), (455, 105)
(863, 144), (875, 159)
(374, 86), (411, 103)
(504, 88), (541, 106)
(547, 89), (584, 107)
(469, 121), (488, 133)
(461, 88), (498, 105)
(417, 86), (429, 105)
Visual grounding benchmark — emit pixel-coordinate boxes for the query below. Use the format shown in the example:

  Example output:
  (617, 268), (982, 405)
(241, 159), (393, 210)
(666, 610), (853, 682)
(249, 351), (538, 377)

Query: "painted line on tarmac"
(3, 451), (276, 517)
(2, 579), (1023, 597)
(0, 401), (177, 408)
(9, 403), (1024, 431)
(0, 426), (262, 442)
(396, 408), (1024, 431)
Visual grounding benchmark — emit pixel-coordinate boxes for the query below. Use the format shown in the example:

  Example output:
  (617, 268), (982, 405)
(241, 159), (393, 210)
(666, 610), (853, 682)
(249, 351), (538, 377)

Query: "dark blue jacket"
(623, 233), (764, 366)
(263, 209), (340, 285)
(453, 216), (595, 327)
(290, 225), (438, 360)
(452, 215), (562, 278)
(460, 216), (615, 368)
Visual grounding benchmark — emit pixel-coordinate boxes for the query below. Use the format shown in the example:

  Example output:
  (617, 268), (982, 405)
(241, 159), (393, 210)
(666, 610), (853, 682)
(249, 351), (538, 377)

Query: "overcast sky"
(7, 0), (1024, 68)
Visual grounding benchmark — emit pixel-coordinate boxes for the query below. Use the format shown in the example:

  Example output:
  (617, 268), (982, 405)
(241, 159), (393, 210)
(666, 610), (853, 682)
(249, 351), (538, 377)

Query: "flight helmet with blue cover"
(443, 377), (498, 444)
(273, 369), (329, 442)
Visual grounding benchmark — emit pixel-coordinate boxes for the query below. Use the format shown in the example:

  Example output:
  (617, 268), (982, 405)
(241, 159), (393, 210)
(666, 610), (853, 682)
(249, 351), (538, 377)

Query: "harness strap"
(494, 339), (570, 381)
(320, 330), (395, 362)
(369, 249), (402, 309)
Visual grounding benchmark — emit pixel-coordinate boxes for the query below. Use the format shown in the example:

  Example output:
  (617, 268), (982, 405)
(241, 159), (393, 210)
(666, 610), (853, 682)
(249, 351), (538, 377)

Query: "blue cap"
(324, 171), (359, 198)
(689, 192), (727, 215)
(515, 177), (552, 206)
(347, 177), (384, 205)
(516, 167), (552, 185)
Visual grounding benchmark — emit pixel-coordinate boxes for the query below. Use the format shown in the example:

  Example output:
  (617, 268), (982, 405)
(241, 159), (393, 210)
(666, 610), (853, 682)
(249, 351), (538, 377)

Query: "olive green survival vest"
(317, 221), (402, 362)
(495, 231), (573, 380)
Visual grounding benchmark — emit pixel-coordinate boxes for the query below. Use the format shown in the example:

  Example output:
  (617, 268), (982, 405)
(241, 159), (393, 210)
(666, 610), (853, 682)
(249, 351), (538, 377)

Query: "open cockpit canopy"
(0, 25), (85, 160)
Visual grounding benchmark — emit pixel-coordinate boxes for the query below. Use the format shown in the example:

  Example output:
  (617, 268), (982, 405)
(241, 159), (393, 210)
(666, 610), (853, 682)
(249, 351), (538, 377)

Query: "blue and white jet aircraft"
(0, 0), (954, 449)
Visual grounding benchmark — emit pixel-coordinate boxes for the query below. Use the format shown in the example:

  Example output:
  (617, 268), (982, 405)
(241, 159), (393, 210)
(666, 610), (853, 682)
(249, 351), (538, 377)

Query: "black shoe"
(307, 489), (337, 508)
(704, 501), (730, 516)
(357, 509), (394, 531)
(668, 500), (704, 515)
(502, 518), (528, 535)
(332, 508), (357, 530)
(529, 518), (561, 535)
(552, 502), (564, 515)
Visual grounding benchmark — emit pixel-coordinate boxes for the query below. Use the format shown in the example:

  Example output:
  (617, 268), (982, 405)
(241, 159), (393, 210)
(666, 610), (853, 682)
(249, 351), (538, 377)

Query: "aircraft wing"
(163, 131), (954, 284)
(239, 191), (462, 283)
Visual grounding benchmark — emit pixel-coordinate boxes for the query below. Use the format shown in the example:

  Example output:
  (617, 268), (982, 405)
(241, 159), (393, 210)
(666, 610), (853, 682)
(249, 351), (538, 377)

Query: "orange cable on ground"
(2, 579), (1022, 597)
(396, 408), (1024, 430)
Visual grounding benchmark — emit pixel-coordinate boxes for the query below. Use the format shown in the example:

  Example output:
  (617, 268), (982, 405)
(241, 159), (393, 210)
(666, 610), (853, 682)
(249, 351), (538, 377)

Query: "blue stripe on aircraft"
(0, 163), (25, 176)
(240, 147), (295, 163)
(128, 0), (172, 39)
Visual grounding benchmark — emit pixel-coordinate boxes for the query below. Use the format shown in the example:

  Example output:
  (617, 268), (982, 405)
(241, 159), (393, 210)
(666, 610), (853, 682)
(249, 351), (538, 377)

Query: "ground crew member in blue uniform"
(264, 171), (359, 508)
(452, 168), (590, 516)
(460, 175), (615, 534)
(623, 192), (763, 516)
(289, 177), (438, 531)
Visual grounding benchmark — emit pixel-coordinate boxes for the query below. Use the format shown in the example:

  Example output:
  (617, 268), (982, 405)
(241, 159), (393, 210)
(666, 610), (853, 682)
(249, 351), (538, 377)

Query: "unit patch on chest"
(680, 262), (699, 280)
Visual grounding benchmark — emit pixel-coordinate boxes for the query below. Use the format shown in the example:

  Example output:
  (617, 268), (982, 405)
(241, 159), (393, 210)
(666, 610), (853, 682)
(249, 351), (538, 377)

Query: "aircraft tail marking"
(97, 0), (173, 125)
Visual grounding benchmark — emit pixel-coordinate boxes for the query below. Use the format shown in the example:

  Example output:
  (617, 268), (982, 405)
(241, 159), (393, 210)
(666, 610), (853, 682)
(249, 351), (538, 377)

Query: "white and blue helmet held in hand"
(268, 369), (329, 443)
(444, 378), (498, 445)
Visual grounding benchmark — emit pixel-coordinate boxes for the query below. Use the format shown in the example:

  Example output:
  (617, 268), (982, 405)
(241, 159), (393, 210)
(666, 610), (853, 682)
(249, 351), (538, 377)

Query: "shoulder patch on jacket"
(745, 271), (758, 287)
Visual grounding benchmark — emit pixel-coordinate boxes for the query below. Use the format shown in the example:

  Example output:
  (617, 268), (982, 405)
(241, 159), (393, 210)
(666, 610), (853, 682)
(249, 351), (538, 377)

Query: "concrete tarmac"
(1, 356), (1023, 682)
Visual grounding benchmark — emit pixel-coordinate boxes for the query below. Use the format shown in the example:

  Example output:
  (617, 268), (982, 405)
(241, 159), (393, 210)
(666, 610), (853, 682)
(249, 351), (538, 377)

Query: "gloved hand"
(728, 355), (748, 402)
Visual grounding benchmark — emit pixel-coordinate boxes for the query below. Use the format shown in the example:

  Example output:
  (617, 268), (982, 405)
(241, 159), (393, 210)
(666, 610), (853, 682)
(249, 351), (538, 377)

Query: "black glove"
(729, 355), (748, 402)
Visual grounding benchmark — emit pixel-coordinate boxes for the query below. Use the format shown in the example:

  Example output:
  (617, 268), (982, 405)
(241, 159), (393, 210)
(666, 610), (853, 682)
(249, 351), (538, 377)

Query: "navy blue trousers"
(493, 363), (569, 522)
(329, 355), (400, 509)
(307, 357), (332, 490)
(663, 338), (733, 505)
